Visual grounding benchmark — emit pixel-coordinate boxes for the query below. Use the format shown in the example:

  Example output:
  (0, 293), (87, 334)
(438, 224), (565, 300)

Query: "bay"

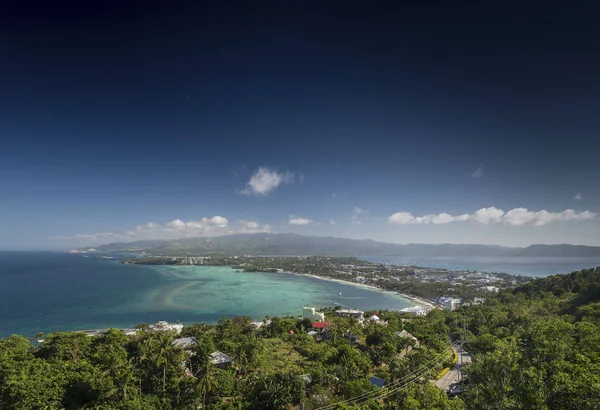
(0, 252), (411, 337)
(363, 255), (600, 277)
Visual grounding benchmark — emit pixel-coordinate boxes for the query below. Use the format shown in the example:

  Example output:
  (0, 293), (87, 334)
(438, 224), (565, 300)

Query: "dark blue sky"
(1, 1), (599, 248)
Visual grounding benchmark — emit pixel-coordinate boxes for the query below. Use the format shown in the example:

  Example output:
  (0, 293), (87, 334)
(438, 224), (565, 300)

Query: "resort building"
(400, 305), (429, 316)
(441, 298), (461, 311)
(302, 306), (326, 322)
(336, 309), (364, 321)
(151, 321), (184, 334)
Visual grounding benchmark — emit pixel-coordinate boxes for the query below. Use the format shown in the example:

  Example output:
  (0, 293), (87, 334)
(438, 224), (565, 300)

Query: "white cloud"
(201, 216), (229, 227)
(47, 232), (120, 241)
(329, 219), (336, 225)
(241, 167), (294, 196)
(50, 216), (270, 244)
(289, 216), (313, 226)
(246, 221), (260, 229)
(503, 208), (597, 226)
(388, 212), (415, 225)
(412, 212), (470, 225)
(388, 207), (597, 227)
(351, 206), (367, 225)
(470, 164), (484, 178)
(574, 193), (582, 200)
(470, 207), (505, 225)
(165, 219), (186, 230)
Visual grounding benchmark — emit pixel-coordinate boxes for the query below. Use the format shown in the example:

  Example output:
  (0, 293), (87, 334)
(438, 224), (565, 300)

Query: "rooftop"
(210, 351), (233, 365)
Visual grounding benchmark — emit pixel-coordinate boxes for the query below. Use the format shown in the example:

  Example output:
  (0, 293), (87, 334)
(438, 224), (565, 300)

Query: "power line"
(316, 341), (461, 410)
(319, 344), (459, 409)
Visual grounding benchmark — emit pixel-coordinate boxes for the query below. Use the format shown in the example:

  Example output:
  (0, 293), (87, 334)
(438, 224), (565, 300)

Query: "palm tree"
(190, 337), (218, 407)
(142, 332), (181, 396)
(198, 363), (218, 407)
(258, 376), (293, 410)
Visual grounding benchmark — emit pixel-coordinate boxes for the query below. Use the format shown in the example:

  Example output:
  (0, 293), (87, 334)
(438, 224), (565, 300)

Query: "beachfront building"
(336, 309), (364, 321)
(303, 306), (326, 322)
(441, 298), (461, 311)
(400, 305), (429, 316)
(151, 321), (184, 334)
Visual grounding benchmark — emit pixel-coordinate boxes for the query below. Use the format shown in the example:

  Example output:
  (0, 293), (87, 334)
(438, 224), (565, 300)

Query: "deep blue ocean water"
(0, 252), (411, 337)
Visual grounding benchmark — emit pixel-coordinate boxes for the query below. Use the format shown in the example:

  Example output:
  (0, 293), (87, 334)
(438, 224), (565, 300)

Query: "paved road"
(433, 345), (472, 391)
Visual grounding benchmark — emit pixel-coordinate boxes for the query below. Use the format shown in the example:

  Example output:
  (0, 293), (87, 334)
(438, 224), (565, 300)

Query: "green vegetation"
(1, 267), (599, 409)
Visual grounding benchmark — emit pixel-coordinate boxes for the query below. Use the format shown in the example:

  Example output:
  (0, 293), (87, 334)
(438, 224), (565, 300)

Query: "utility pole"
(459, 314), (468, 384)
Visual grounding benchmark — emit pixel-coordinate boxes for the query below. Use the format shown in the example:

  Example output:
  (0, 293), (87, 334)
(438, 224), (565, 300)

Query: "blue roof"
(369, 376), (386, 389)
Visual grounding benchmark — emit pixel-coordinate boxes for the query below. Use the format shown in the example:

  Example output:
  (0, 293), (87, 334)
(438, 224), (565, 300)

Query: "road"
(433, 345), (472, 391)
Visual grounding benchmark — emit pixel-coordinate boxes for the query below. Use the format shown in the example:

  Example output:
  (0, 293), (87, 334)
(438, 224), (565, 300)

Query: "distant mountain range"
(82, 233), (600, 257)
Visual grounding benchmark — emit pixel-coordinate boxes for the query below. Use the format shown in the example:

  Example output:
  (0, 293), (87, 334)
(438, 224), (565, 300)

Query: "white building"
(302, 307), (325, 322)
(336, 309), (364, 321)
(400, 306), (429, 316)
(151, 321), (184, 334)
(442, 298), (461, 311)
(173, 337), (196, 349)
(480, 286), (500, 293)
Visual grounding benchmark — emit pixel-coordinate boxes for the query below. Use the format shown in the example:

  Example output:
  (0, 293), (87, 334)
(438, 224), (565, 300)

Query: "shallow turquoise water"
(0, 252), (412, 337)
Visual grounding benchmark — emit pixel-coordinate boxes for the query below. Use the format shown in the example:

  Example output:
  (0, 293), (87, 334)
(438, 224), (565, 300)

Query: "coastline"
(280, 271), (436, 309)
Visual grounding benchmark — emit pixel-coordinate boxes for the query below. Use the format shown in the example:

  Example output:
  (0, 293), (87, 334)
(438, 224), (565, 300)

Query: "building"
(480, 286), (500, 293)
(441, 298), (461, 311)
(151, 321), (184, 334)
(210, 351), (234, 368)
(395, 330), (420, 347)
(172, 337), (196, 349)
(312, 322), (327, 331)
(369, 313), (388, 325)
(400, 306), (429, 316)
(336, 309), (364, 321)
(303, 307), (325, 322)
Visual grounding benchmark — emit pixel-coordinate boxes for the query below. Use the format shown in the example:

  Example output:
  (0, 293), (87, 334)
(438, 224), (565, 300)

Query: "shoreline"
(281, 271), (436, 310)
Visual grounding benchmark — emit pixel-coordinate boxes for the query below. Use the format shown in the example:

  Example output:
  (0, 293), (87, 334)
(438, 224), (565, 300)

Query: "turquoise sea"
(0, 252), (412, 337)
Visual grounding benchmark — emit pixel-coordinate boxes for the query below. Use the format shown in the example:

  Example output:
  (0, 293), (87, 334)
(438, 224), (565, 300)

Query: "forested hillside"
(1, 267), (599, 409)
(459, 267), (600, 409)
(87, 233), (600, 257)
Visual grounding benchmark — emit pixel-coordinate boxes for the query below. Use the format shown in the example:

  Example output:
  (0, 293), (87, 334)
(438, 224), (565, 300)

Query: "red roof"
(313, 322), (326, 329)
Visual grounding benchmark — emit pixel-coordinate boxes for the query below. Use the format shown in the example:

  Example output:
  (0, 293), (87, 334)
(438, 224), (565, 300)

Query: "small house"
(210, 351), (234, 368)
(313, 321), (327, 331)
